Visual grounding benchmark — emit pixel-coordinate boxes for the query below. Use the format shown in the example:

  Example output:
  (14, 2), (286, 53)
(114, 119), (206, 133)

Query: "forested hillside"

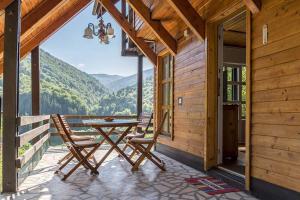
(0, 49), (153, 116)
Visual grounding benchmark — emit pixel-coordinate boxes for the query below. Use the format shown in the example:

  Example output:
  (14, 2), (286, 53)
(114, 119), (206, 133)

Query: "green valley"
(0, 49), (154, 116)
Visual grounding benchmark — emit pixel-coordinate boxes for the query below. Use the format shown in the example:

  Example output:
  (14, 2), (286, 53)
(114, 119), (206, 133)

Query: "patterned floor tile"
(0, 147), (258, 200)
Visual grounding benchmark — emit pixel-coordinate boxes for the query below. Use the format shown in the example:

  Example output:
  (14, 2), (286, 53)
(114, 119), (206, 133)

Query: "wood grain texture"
(126, 0), (177, 55)
(165, 0), (205, 41)
(157, 35), (206, 158)
(101, 0), (157, 65)
(243, 0), (261, 14)
(251, 0), (300, 193)
(0, 0), (13, 10)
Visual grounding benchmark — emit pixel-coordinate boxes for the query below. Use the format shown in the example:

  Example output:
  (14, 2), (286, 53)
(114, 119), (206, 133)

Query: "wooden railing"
(16, 115), (51, 168)
(50, 115), (138, 136)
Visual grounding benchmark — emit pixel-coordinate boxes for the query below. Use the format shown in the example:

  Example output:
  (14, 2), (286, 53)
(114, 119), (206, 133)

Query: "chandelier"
(83, 0), (115, 44)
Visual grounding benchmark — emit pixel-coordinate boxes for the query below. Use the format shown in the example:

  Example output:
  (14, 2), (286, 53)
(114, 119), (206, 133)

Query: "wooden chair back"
(51, 114), (75, 145)
(153, 112), (168, 141)
(137, 113), (153, 135)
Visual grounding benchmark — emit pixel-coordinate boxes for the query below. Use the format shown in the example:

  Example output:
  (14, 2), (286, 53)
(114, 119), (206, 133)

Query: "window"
(224, 64), (246, 118)
(157, 53), (173, 138)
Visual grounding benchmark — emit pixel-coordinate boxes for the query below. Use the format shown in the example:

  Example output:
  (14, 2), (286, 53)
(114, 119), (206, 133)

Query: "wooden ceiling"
(0, 0), (93, 74)
(0, 0), (259, 73)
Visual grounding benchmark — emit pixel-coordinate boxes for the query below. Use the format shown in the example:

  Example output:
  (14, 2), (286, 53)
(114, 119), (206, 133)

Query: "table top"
(82, 119), (139, 128)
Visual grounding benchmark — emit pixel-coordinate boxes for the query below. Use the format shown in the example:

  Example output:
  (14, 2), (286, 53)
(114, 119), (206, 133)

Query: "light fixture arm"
(88, 23), (100, 36)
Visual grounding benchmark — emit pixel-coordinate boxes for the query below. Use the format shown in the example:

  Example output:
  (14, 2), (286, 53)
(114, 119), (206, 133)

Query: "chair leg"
(58, 152), (72, 164)
(131, 144), (152, 171)
(129, 147), (138, 159)
(55, 155), (74, 174)
(139, 144), (164, 165)
(132, 144), (165, 171)
(62, 147), (99, 180)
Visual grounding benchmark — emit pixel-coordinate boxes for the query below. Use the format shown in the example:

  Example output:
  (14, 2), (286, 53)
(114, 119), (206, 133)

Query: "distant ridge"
(103, 68), (154, 92)
(91, 74), (124, 86)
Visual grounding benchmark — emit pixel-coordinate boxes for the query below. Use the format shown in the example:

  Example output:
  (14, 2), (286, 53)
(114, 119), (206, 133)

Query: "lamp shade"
(83, 26), (93, 39)
(106, 23), (115, 38)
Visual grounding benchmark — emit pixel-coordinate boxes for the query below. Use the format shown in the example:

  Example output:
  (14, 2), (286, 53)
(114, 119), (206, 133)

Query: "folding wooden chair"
(128, 112), (168, 171)
(52, 114), (100, 180)
(56, 118), (95, 165)
(121, 113), (153, 158)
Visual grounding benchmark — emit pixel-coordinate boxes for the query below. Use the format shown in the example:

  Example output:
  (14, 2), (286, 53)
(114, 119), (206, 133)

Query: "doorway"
(217, 12), (247, 177)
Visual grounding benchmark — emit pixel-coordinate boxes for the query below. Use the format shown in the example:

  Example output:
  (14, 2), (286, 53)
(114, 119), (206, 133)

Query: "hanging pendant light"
(83, 0), (115, 44)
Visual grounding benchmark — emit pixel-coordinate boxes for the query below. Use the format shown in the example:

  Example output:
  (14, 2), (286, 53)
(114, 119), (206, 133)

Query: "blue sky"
(41, 2), (152, 76)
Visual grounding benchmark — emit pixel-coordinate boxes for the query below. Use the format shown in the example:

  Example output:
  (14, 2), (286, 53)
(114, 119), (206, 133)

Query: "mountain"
(0, 49), (153, 116)
(106, 68), (154, 92)
(91, 74), (123, 86)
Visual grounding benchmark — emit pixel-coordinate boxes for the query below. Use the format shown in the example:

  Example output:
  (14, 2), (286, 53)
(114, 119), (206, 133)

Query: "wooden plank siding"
(158, 35), (206, 158)
(251, 0), (300, 192)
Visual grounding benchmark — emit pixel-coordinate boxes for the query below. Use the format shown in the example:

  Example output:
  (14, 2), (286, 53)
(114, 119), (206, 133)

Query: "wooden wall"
(157, 35), (206, 158)
(251, 0), (300, 192)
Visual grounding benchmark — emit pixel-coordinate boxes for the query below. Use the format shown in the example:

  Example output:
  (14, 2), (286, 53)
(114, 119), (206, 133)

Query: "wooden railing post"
(137, 55), (143, 118)
(2, 0), (21, 193)
(31, 46), (40, 118)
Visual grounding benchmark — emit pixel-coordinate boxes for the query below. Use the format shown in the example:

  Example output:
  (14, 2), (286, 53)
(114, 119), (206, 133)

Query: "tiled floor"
(1, 147), (258, 200)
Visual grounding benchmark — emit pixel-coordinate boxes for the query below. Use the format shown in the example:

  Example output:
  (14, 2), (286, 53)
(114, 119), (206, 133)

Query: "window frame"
(156, 51), (174, 140)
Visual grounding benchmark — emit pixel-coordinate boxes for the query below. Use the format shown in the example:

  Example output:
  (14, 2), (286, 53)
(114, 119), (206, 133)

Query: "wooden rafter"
(243, 0), (261, 14)
(0, 0), (13, 10)
(165, 0), (205, 41)
(101, 0), (157, 66)
(0, 0), (92, 74)
(0, 0), (65, 55)
(126, 0), (177, 55)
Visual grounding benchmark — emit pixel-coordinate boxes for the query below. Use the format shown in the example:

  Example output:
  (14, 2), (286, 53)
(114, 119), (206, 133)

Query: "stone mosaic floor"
(1, 147), (258, 200)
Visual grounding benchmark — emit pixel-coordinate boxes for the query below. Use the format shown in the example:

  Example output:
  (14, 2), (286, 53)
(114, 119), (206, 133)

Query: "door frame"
(205, 9), (252, 190)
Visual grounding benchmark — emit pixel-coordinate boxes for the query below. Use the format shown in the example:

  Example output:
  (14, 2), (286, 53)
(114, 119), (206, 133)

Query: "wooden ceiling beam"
(243, 0), (261, 14)
(0, 0), (92, 74)
(165, 0), (205, 41)
(0, 0), (14, 10)
(0, 0), (65, 57)
(126, 0), (177, 56)
(101, 0), (157, 66)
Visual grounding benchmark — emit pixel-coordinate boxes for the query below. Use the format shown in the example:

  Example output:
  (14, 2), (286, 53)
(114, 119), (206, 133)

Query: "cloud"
(77, 63), (86, 68)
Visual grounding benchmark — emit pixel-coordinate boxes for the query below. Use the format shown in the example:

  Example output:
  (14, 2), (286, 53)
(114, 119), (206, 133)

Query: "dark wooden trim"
(251, 177), (300, 200)
(155, 143), (204, 171)
(2, 0), (21, 193)
(137, 55), (143, 117)
(31, 46), (40, 117)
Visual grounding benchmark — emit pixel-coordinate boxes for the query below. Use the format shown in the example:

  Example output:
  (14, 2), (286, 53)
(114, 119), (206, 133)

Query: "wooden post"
(137, 55), (143, 117)
(31, 46), (40, 117)
(2, 0), (21, 193)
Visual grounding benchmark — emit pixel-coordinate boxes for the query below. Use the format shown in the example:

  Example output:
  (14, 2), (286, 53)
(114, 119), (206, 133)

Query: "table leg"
(95, 126), (135, 168)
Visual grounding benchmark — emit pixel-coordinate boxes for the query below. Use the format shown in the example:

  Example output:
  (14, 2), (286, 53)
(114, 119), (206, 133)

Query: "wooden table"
(83, 119), (139, 174)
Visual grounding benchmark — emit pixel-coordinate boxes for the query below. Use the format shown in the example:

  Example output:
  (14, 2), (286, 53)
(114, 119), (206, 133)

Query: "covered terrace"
(0, 0), (269, 199)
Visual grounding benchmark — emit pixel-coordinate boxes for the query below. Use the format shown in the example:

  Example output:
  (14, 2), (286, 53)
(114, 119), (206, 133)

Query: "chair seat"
(67, 140), (99, 148)
(71, 135), (95, 141)
(129, 138), (154, 144)
(125, 132), (144, 139)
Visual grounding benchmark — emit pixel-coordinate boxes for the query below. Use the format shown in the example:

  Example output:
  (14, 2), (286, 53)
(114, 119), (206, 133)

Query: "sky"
(41, 2), (152, 76)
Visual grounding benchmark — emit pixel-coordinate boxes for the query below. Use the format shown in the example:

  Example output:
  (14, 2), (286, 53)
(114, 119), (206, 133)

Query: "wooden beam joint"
(243, 0), (261, 14)
(166, 0), (205, 41)
(126, 0), (177, 55)
(101, 0), (157, 66)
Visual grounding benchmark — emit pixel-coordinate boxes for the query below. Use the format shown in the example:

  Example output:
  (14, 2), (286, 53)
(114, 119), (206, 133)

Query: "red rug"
(185, 176), (240, 195)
